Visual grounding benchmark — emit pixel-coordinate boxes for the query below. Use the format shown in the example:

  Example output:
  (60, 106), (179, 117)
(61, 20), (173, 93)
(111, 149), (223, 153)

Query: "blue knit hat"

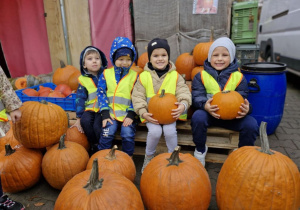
(113, 48), (133, 63)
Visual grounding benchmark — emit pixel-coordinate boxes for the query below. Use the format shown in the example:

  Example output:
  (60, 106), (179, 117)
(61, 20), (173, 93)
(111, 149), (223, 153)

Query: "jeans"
(98, 119), (137, 156)
(191, 109), (259, 152)
(80, 111), (102, 145)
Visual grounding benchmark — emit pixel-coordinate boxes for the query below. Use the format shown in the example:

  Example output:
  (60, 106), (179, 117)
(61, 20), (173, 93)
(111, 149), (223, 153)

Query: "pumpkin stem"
(40, 100), (48, 105)
(258, 122), (274, 155)
(60, 60), (66, 68)
(5, 144), (15, 156)
(221, 90), (231, 94)
(160, 89), (166, 98)
(167, 146), (183, 166)
(190, 49), (194, 55)
(105, 145), (118, 160)
(83, 158), (104, 194)
(58, 134), (66, 150)
(210, 26), (214, 42)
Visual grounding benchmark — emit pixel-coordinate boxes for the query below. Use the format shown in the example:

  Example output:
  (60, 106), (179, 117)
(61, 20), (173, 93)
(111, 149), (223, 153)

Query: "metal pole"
(59, 0), (72, 65)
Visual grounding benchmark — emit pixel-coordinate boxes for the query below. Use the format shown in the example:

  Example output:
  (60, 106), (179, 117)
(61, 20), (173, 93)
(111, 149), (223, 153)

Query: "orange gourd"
(54, 84), (72, 97)
(65, 127), (89, 151)
(12, 77), (27, 90)
(38, 86), (52, 96)
(86, 145), (136, 182)
(216, 122), (300, 210)
(175, 51), (196, 81)
(140, 146), (212, 209)
(22, 88), (38, 97)
(211, 90), (244, 120)
(67, 71), (81, 91)
(53, 60), (80, 86)
(48, 91), (65, 98)
(193, 27), (214, 65)
(148, 89), (178, 124)
(137, 52), (149, 69)
(191, 66), (204, 80)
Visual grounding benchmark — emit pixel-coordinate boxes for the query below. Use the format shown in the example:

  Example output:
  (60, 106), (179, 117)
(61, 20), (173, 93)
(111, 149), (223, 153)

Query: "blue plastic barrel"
(241, 62), (287, 135)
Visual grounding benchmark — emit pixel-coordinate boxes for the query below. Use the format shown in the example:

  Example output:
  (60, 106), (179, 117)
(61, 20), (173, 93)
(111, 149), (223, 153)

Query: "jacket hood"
(204, 58), (239, 78)
(79, 46), (108, 75)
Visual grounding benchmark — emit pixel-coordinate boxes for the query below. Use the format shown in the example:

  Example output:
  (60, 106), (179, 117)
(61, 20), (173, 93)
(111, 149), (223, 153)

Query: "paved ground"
(6, 72), (300, 210)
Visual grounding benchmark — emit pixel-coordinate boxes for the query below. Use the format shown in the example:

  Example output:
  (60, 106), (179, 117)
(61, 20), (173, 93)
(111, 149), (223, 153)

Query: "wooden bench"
(66, 111), (239, 163)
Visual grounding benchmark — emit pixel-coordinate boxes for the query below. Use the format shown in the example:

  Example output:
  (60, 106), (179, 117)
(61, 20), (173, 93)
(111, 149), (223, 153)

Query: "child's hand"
(123, 117), (133, 127)
(171, 102), (185, 119)
(204, 98), (220, 119)
(142, 112), (159, 125)
(9, 109), (21, 123)
(236, 99), (250, 119)
(103, 116), (114, 127)
(70, 119), (84, 133)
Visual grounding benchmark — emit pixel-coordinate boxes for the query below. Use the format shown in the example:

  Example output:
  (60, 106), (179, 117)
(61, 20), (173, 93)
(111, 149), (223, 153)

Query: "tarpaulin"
(0, 0), (52, 77)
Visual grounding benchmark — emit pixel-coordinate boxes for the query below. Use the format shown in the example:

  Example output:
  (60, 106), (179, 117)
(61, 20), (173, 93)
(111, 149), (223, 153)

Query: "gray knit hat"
(208, 37), (236, 63)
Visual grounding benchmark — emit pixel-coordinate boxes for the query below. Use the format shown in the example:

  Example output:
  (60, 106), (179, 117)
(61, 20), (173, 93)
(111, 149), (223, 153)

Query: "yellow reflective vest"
(139, 70), (187, 123)
(78, 76), (99, 112)
(104, 67), (138, 122)
(0, 99), (8, 122)
(200, 70), (243, 96)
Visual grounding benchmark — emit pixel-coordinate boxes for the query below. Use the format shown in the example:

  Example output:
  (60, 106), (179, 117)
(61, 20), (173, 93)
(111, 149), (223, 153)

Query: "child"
(132, 38), (191, 173)
(0, 66), (25, 209)
(191, 37), (259, 167)
(97, 37), (138, 157)
(72, 46), (107, 155)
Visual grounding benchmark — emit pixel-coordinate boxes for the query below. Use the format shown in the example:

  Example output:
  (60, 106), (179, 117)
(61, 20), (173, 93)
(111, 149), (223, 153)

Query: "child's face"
(210, 46), (231, 71)
(150, 48), (169, 70)
(115, 55), (132, 68)
(83, 52), (102, 75)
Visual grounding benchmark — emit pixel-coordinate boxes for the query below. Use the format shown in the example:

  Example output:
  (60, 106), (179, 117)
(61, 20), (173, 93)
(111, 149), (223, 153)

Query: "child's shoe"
(141, 154), (154, 174)
(194, 145), (208, 167)
(0, 195), (25, 210)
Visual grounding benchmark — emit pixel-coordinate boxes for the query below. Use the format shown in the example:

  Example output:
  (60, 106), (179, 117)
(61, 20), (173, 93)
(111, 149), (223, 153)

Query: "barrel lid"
(241, 62), (286, 72)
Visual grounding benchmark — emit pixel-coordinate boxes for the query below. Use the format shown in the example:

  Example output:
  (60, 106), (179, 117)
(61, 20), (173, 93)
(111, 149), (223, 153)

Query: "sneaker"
(0, 195), (25, 210)
(194, 145), (208, 167)
(141, 154), (154, 174)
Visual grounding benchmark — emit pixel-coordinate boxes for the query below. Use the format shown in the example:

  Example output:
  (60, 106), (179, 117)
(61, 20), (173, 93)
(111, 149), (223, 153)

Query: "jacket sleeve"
(132, 77), (148, 117)
(75, 84), (88, 118)
(97, 73), (109, 112)
(191, 73), (208, 110)
(175, 74), (191, 109)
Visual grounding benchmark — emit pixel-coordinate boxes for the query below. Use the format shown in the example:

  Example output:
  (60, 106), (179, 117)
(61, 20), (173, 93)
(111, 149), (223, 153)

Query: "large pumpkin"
(191, 66), (204, 80)
(67, 70), (81, 91)
(42, 135), (89, 190)
(0, 144), (42, 193)
(13, 101), (68, 148)
(216, 122), (300, 210)
(137, 52), (148, 69)
(148, 89), (178, 124)
(53, 60), (80, 86)
(193, 28), (214, 66)
(175, 51), (196, 81)
(140, 146), (212, 209)
(54, 159), (144, 210)
(210, 90), (244, 120)
(0, 122), (20, 153)
(86, 145), (136, 182)
(65, 127), (90, 151)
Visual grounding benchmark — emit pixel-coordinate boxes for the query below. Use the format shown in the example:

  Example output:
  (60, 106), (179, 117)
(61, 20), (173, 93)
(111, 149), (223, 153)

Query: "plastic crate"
(16, 83), (76, 111)
(236, 44), (260, 67)
(231, 1), (259, 44)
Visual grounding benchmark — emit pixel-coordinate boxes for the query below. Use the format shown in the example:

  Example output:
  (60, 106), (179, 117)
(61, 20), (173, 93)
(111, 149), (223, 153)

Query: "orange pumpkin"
(137, 52), (149, 69)
(65, 127), (89, 151)
(131, 65), (144, 74)
(148, 89), (178, 124)
(53, 60), (80, 86)
(216, 122), (300, 210)
(42, 135), (89, 190)
(48, 91), (65, 98)
(0, 122), (20, 153)
(54, 159), (144, 210)
(175, 51), (196, 81)
(86, 145), (136, 182)
(140, 146), (212, 209)
(54, 84), (72, 97)
(0, 144), (42, 193)
(11, 77), (27, 90)
(67, 70), (81, 91)
(38, 86), (52, 96)
(22, 88), (38, 97)
(13, 101), (68, 148)
(211, 90), (244, 120)
(191, 66), (204, 80)
(193, 28), (214, 66)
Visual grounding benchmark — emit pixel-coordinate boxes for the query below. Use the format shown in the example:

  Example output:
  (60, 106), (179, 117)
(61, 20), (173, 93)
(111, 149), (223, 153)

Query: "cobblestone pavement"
(6, 72), (300, 210)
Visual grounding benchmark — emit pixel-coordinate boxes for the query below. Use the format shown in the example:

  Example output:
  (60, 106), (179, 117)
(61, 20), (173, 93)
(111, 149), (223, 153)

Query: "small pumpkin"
(53, 60), (80, 86)
(86, 145), (136, 182)
(48, 91), (65, 98)
(175, 51), (196, 81)
(26, 74), (41, 87)
(210, 90), (244, 120)
(137, 52), (149, 69)
(54, 84), (72, 97)
(140, 146), (212, 209)
(22, 88), (39, 97)
(38, 86), (52, 95)
(67, 70), (81, 91)
(65, 127), (89, 151)
(191, 66), (204, 80)
(0, 122), (20, 153)
(11, 77), (27, 90)
(216, 122), (300, 210)
(54, 158), (144, 210)
(148, 89), (177, 124)
(193, 27), (214, 66)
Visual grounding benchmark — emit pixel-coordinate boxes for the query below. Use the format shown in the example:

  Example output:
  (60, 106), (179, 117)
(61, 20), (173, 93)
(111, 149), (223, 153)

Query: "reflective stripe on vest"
(201, 70), (243, 97)
(78, 76), (99, 112)
(0, 100), (8, 122)
(104, 67), (138, 122)
(139, 71), (187, 123)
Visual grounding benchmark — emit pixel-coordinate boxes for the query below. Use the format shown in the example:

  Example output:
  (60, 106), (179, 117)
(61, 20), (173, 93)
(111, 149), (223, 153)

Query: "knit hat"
(82, 47), (100, 66)
(147, 38), (170, 61)
(113, 48), (133, 63)
(208, 37), (236, 63)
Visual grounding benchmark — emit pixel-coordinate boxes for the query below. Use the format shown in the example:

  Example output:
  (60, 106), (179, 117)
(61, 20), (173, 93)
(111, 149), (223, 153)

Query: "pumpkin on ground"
(53, 60), (80, 86)
(0, 144), (42, 193)
(137, 52), (148, 69)
(0, 122), (20, 153)
(140, 146), (212, 210)
(193, 27), (214, 66)
(191, 66), (204, 80)
(42, 135), (89, 190)
(13, 100), (68, 148)
(54, 159), (144, 210)
(148, 89), (178, 124)
(216, 122), (300, 210)
(210, 90), (244, 120)
(175, 51), (196, 81)
(65, 127), (89, 151)
(86, 145), (136, 182)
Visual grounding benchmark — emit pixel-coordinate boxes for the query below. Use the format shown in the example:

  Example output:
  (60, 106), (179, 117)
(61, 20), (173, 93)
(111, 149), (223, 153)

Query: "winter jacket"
(75, 46), (107, 118)
(132, 61), (191, 118)
(192, 58), (250, 112)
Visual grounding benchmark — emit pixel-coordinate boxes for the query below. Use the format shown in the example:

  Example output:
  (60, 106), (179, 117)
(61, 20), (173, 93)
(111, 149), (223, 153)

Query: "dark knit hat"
(113, 48), (133, 63)
(147, 38), (170, 61)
